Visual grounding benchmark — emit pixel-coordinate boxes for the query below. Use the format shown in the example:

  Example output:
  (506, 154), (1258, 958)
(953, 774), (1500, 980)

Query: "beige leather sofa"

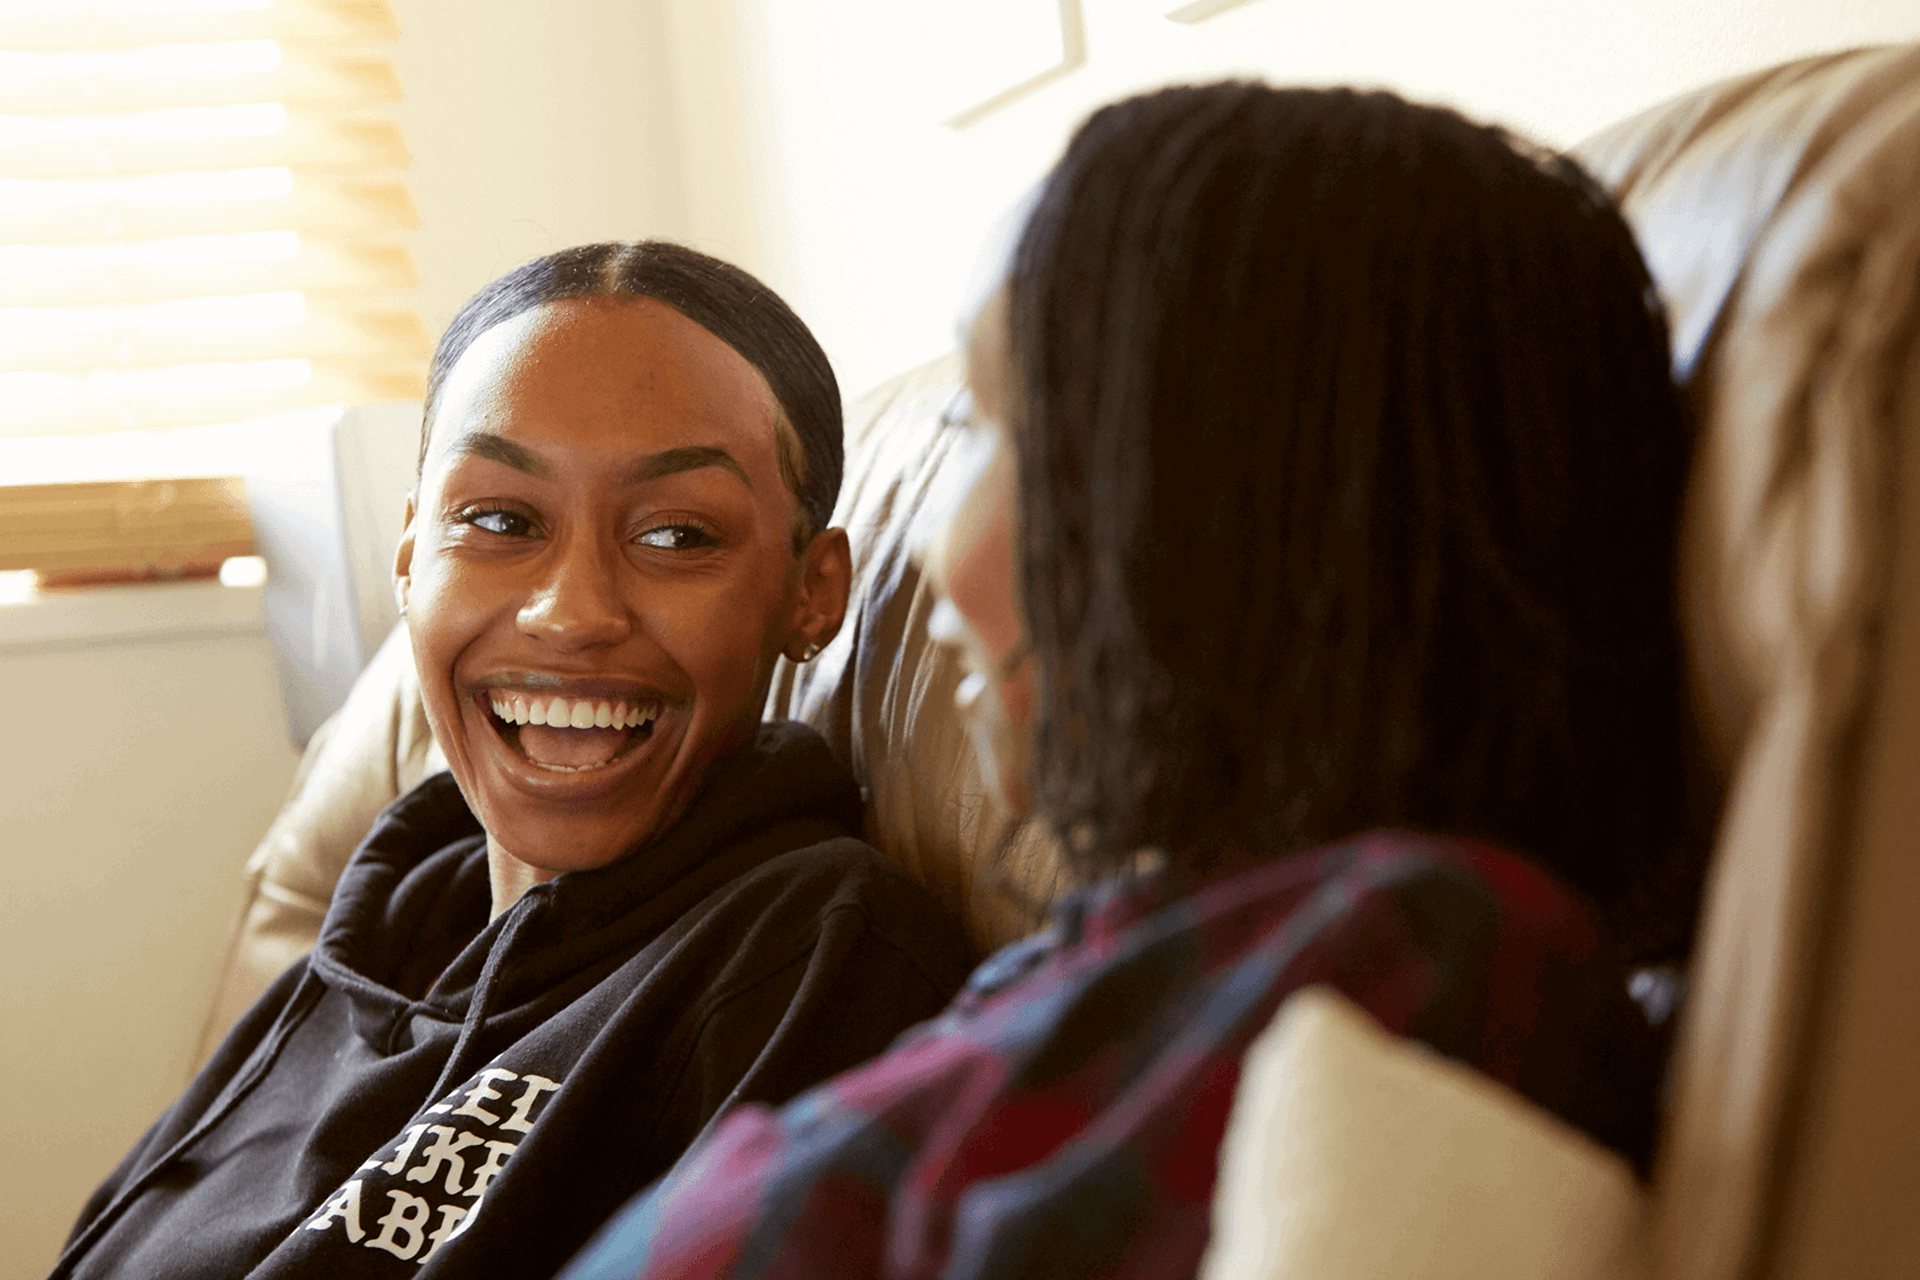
(198, 44), (1920, 1280)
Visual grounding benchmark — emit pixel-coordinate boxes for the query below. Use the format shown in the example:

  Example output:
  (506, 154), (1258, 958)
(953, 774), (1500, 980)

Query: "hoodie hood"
(310, 720), (863, 1058)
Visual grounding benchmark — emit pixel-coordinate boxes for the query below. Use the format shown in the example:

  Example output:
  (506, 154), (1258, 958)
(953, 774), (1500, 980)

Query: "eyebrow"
(622, 445), (751, 489)
(445, 433), (751, 490)
(448, 431), (553, 479)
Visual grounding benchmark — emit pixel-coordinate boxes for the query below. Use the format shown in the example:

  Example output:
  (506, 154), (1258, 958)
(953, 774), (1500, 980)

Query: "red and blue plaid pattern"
(561, 830), (1655, 1280)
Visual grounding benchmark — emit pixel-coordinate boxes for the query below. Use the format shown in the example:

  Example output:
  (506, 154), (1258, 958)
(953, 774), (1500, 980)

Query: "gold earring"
(799, 642), (822, 662)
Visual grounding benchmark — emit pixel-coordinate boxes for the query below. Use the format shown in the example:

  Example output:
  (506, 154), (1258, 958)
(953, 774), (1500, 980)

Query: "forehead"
(922, 287), (1018, 583)
(964, 287), (1013, 426)
(424, 295), (784, 477)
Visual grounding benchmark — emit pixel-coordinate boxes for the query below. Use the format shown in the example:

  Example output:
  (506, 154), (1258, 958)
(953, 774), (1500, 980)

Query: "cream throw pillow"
(1201, 986), (1648, 1280)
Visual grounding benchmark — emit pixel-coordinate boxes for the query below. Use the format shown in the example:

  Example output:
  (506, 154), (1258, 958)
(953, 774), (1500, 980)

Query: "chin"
(960, 702), (1030, 817)
(484, 806), (661, 876)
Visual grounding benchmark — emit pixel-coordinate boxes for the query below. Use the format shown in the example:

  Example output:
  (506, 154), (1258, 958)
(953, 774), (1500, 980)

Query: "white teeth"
(490, 692), (660, 730)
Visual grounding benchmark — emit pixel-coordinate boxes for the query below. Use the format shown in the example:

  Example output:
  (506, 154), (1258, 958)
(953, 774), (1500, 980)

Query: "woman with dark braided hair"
(561, 82), (1700, 1280)
(1013, 84), (1698, 964)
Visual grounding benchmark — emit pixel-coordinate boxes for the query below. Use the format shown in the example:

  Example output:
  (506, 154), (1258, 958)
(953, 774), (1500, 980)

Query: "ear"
(783, 527), (852, 661)
(392, 491), (418, 619)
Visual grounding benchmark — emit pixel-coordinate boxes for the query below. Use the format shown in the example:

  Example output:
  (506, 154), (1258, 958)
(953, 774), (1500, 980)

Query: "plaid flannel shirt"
(561, 830), (1658, 1280)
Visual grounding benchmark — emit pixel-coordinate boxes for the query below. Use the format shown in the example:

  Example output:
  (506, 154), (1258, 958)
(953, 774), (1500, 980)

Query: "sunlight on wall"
(686, 0), (1920, 400)
(389, 0), (692, 339)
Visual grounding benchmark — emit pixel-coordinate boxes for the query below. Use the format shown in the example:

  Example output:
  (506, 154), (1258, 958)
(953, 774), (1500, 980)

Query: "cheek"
(406, 546), (497, 656)
(404, 574), (481, 739)
(653, 558), (799, 692)
(943, 511), (1024, 668)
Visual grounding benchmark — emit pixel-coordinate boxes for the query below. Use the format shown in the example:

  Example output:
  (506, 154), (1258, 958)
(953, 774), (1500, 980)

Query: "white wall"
(390, 0), (695, 341)
(391, 0), (1920, 412)
(0, 587), (301, 1279)
(672, 0), (1920, 401)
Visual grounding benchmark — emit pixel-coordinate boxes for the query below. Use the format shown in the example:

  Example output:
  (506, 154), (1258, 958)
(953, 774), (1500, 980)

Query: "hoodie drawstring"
(427, 893), (541, 1101)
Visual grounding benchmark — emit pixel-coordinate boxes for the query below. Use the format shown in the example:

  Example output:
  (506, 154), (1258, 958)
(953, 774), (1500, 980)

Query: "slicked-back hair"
(1007, 83), (1699, 960)
(420, 240), (842, 544)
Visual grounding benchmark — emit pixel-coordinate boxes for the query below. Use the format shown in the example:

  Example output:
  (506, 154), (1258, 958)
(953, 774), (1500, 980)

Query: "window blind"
(0, 0), (427, 442)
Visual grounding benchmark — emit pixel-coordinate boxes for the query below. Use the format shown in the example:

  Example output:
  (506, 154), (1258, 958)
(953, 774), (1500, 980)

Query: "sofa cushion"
(195, 622), (445, 1060)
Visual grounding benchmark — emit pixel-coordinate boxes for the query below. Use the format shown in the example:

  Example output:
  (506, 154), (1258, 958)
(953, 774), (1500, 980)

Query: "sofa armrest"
(191, 622), (445, 1066)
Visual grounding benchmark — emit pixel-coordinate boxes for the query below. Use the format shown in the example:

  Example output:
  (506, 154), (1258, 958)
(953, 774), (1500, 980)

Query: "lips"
(485, 692), (664, 772)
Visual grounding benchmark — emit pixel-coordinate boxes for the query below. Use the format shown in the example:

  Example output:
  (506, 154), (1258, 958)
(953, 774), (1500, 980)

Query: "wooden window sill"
(0, 476), (254, 583)
(0, 576), (266, 652)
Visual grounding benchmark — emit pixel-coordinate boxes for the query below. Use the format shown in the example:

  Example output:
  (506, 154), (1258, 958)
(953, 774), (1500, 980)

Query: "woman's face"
(396, 296), (848, 891)
(919, 289), (1036, 815)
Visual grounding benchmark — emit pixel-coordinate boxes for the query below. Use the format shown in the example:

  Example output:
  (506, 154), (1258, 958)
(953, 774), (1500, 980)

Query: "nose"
(517, 532), (633, 650)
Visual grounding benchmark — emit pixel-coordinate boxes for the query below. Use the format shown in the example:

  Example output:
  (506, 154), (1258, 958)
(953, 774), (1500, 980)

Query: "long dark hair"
(1008, 84), (1699, 960)
(421, 240), (843, 543)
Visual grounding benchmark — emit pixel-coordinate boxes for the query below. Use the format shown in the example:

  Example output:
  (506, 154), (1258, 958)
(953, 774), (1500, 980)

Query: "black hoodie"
(55, 721), (972, 1280)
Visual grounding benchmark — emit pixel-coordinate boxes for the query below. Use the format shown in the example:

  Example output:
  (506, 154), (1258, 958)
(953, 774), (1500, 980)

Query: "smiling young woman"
(52, 243), (973, 1280)
(399, 294), (850, 912)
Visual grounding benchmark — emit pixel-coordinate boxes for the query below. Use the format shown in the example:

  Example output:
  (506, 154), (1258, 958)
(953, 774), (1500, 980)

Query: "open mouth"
(486, 693), (662, 773)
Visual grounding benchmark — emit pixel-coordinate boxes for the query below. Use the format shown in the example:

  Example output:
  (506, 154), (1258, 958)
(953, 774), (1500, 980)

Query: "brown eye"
(636, 523), (716, 551)
(464, 508), (534, 537)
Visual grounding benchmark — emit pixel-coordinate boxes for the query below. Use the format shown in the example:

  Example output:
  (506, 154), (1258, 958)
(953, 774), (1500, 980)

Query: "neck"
(486, 835), (559, 920)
